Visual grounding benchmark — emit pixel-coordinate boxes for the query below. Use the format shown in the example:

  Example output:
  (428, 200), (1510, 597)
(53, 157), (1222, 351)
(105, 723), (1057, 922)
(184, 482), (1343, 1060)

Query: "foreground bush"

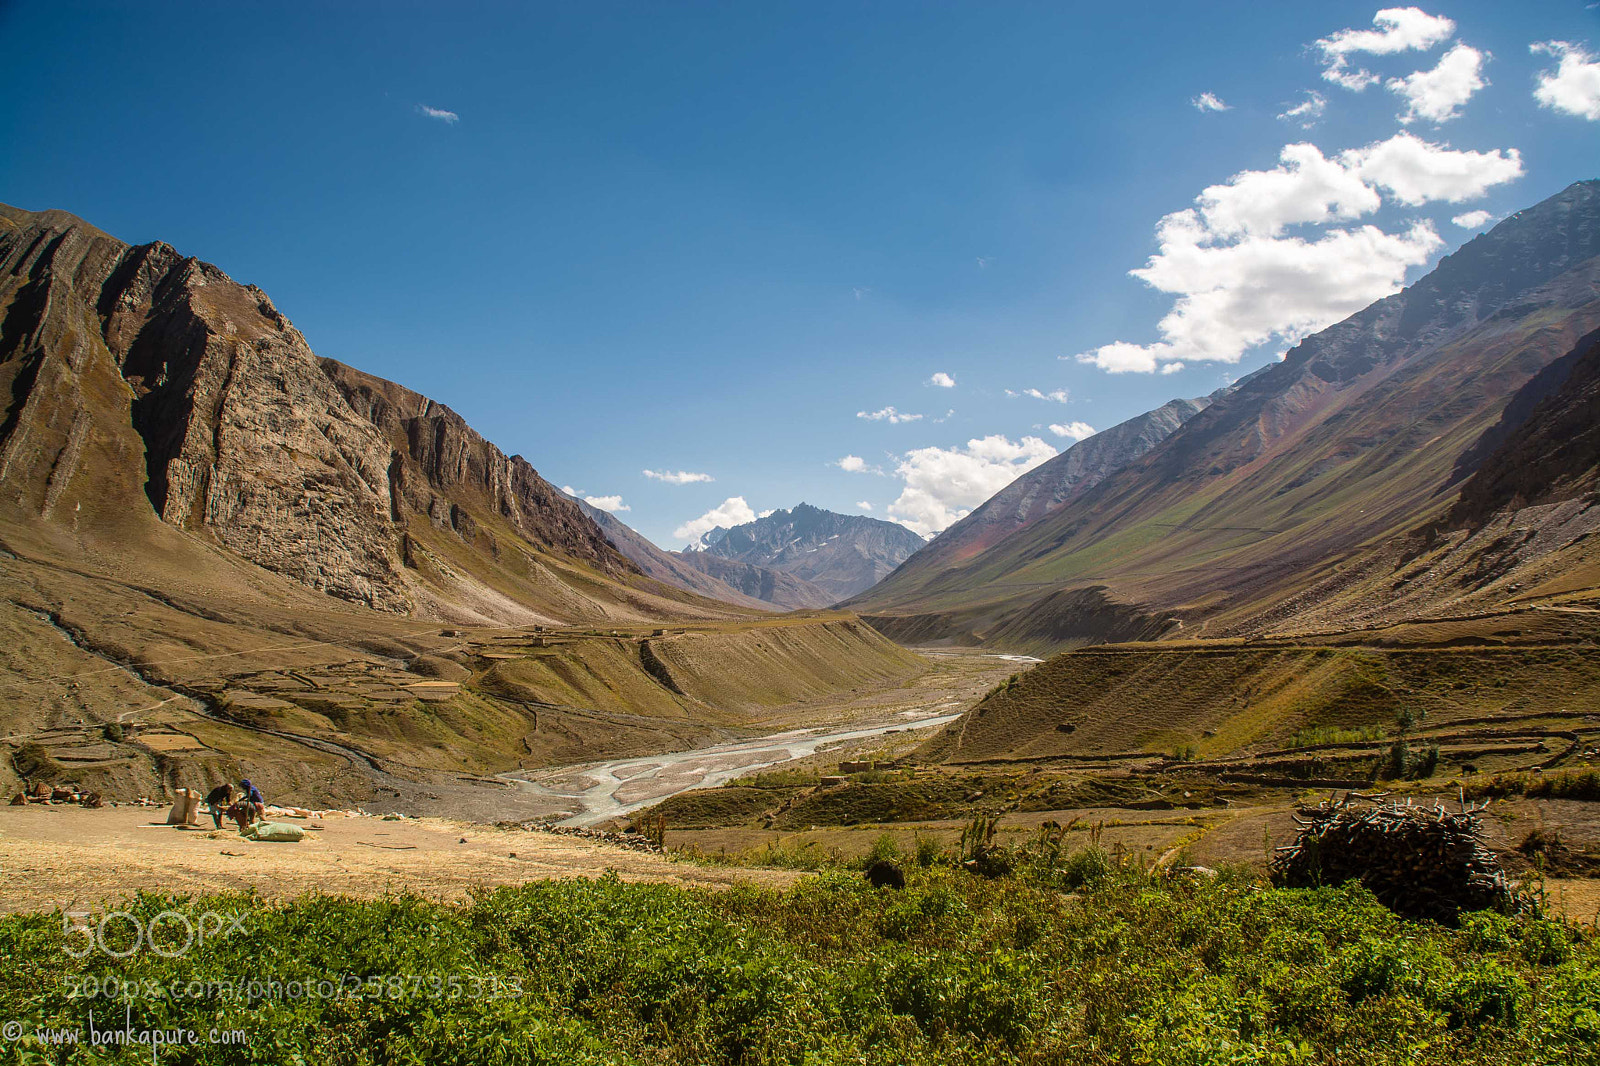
(0, 869), (1594, 1064)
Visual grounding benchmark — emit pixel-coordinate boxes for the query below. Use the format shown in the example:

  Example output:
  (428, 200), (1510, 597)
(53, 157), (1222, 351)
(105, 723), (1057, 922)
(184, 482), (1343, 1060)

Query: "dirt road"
(0, 805), (801, 914)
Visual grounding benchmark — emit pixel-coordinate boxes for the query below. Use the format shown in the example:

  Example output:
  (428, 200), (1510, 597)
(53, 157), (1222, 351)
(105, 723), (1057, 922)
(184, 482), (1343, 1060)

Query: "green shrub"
(1060, 844), (1115, 888)
(1, 867), (1595, 1064)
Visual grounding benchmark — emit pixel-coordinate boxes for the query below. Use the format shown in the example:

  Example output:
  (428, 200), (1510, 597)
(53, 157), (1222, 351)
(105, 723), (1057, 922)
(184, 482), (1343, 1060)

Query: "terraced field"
(2, 614), (931, 814)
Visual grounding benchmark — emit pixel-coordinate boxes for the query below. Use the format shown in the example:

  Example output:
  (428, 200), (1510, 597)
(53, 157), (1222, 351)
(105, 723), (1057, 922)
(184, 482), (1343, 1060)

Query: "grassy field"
(1, 862), (1595, 1065)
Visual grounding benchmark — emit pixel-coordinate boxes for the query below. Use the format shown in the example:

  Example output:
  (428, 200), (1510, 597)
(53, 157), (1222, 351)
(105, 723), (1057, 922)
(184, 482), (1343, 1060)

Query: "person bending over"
(204, 782), (233, 829)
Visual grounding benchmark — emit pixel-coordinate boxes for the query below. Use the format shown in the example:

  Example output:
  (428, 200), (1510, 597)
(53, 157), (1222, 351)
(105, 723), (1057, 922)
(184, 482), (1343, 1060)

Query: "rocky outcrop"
(0, 203), (646, 618)
(322, 361), (633, 578)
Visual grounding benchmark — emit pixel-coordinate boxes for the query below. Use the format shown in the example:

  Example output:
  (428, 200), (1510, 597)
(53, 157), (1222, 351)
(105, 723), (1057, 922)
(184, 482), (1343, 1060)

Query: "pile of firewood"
(1271, 792), (1517, 923)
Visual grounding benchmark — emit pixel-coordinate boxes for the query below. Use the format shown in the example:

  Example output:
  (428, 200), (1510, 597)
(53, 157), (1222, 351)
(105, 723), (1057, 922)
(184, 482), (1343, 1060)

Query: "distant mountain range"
(851, 180), (1600, 653)
(578, 501), (925, 610)
(689, 503), (926, 603)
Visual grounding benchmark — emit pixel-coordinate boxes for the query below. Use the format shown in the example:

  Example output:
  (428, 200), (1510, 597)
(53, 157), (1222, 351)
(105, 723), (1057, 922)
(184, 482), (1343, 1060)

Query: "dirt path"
(0, 805), (801, 914)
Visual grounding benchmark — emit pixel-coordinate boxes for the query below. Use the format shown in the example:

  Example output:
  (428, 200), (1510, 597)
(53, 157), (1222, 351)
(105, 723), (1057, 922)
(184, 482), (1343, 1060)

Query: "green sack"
(244, 821), (305, 842)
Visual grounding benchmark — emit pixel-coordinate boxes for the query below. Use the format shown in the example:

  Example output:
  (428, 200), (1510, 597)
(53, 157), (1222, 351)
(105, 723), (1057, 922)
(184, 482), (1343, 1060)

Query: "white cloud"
(857, 406), (923, 423)
(1075, 133), (1521, 373)
(887, 435), (1057, 535)
(1192, 92), (1231, 112)
(1007, 387), (1071, 403)
(1316, 7), (1456, 91)
(856, 501), (873, 511)
(929, 372), (956, 388)
(415, 104), (459, 123)
(834, 454), (884, 475)
(758, 509), (775, 518)
(1532, 41), (1600, 121)
(1277, 91), (1328, 128)
(643, 469), (714, 484)
(1161, 362), (1186, 375)
(1343, 132), (1522, 205)
(1451, 209), (1494, 229)
(674, 496), (757, 545)
(561, 486), (629, 513)
(1048, 422), (1097, 441)
(1388, 43), (1487, 124)
(1183, 142), (1381, 240)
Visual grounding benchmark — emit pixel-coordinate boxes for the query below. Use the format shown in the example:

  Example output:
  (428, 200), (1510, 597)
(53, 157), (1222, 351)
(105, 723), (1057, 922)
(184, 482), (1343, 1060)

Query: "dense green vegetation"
(1, 864), (1595, 1064)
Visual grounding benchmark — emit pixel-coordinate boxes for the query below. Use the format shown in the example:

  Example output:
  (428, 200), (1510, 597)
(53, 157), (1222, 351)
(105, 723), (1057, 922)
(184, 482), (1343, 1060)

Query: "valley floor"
(0, 804), (800, 914)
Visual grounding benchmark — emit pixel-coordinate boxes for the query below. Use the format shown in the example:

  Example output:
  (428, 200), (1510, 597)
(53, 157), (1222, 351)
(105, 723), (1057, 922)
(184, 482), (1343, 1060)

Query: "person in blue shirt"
(226, 778), (266, 830)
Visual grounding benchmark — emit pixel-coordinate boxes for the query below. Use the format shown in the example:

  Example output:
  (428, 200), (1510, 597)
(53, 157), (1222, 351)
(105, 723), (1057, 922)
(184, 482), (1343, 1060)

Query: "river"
(504, 708), (964, 827)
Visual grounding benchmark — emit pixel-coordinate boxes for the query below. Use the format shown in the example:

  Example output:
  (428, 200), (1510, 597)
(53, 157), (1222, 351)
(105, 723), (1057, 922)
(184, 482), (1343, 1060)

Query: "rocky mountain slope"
(689, 503), (925, 604)
(853, 180), (1600, 652)
(0, 202), (744, 628)
(853, 394), (1217, 606)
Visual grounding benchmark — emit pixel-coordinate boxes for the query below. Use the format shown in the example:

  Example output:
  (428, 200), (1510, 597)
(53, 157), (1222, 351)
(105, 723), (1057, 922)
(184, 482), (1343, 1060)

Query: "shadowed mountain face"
(692, 503), (926, 604)
(0, 203), (741, 626)
(853, 180), (1600, 653)
(1444, 326), (1600, 529)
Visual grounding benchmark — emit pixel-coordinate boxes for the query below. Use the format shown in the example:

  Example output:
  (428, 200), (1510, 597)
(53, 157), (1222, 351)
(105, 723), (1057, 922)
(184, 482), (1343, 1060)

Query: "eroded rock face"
(321, 361), (632, 578)
(0, 203), (637, 614)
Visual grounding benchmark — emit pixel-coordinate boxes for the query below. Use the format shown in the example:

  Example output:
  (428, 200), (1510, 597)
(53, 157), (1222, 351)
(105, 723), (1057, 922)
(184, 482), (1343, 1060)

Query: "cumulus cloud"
(835, 454), (884, 475)
(1278, 91), (1328, 128)
(1316, 7), (1456, 91)
(857, 406), (923, 423)
(888, 435), (1057, 535)
(561, 486), (629, 513)
(1343, 132), (1522, 205)
(1074, 133), (1521, 373)
(1388, 43), (1487, 123)
(1192, 92), (1231, 112)
(1451, 209), (1494, 229)
(1161, 362), (1186, 374)
(856, 501), (873, 511)
(929, 372), (956, 388)
(675, 496), (757, 545)
(1049, 422), (1097, 441)
(416, 104), (459, 123)
(1532, 41), (1600, 121)
(643, 469), (714, 484)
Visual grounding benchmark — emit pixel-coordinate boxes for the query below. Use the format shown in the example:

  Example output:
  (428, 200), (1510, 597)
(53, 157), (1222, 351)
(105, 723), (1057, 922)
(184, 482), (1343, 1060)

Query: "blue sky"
(2, 2), (1597, 546)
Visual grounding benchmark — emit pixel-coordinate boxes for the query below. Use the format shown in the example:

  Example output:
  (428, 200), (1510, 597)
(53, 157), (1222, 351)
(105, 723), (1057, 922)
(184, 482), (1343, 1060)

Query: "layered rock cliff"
(0, 203), (703, 624)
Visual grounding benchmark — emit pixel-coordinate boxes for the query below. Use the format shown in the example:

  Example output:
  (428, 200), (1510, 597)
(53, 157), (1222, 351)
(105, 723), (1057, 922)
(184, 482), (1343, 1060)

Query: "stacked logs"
(1271, 792), (1517, 923)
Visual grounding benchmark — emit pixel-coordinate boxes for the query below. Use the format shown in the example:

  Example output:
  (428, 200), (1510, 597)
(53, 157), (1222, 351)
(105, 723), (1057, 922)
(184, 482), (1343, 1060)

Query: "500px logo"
(57, 906), (246, 959)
